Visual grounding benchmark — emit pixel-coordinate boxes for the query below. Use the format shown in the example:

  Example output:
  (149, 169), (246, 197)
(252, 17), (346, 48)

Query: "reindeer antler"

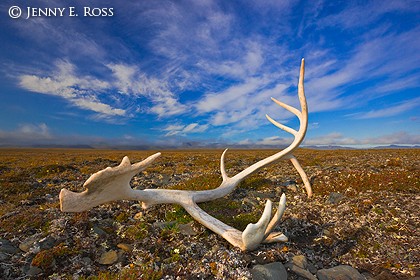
(59, 59), (311, 251)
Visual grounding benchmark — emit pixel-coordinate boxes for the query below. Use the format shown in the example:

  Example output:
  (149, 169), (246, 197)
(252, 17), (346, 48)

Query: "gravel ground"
(0, 148), (418, 279)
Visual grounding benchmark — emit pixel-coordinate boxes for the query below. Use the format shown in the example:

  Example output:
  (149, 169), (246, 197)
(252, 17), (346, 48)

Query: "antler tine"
(220, 148), (229, 182)
(265, 59), (307, 139)
(269, 97), (302, 120)
(265, 114), (298, 136)
(263, 193), (286, 239)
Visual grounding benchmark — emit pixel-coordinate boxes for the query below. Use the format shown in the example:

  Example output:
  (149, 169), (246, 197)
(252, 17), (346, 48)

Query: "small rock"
(308, 262), (318, 274)
(26, 266), (43, 277)
(317, 261), (324, 269)
(243, 197), (259, 208)
(39, 236), (56, 250)
(287, 184), (298, 192)
(98, 250), (118, 265)
(282, 179), (297, 186)
(317, 265), (364, 280)
(19, 234), (42, 253)
(292, 255), (308, 269)
(117, 243), (133, 252)
(328, 192), (345, 204)
(92, 225), (107, 236)
(251, 262), (287, 280)
(285, 263), (316, 280)
(211, 245), (220, 254)
(323, 229), (334, 237)
(361, 272), (375, 280)
(82, 257), (93, 265)
(0, 252), (9, 261)
(179, 222), (198, 236)
(0, 239), (20, 254)
(249, 191), (275, 200)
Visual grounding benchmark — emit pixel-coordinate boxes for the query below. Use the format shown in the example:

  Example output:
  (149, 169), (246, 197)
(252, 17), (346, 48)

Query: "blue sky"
(0, 0), (419, 148)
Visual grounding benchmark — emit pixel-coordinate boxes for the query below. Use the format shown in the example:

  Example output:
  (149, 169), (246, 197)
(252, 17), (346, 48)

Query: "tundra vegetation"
(0, 148), (419, 279)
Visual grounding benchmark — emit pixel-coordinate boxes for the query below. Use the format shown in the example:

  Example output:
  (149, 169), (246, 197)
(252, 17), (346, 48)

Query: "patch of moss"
(120, 222), (149, 240)
(115, 212), (130, 223)
(165, 205), (194, 224)
(0, 206), (52, 234)
(200, 198), (263, 231)
(170, 173), (222, 191)
(239, 176), (273, 191)
(32, 243), (77, 271)
(81, 265), (163, 280)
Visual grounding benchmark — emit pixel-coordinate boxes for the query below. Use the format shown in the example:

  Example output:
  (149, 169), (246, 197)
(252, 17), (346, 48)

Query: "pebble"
(19, 234), (43, 253)
(287, 184), (298, 192)
(284, 255), (319, 279)
(179, 222), (198, 236)
(0, 252), (9, 261)
(98, 250), (118, 265)
(0, 239), (20, 254)
(308, 262), (318, 274)
(285, 263), (317, 280)
(39, 236), (56, 250)
(328, 192), (345, 204)
(82, 256), (93, 265)
(117, 243), (133, 252)
(292, 255), (308, 269)
(26, 265), (43, 276)
(92, 225), (108, 236)
(243, 197), (259, 208)
(251, 262), (288, 280)
(317, 265), (364, 280)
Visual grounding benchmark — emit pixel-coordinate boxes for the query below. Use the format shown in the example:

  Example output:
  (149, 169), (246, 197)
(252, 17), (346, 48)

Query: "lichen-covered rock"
(285, 262), (317, 280)
(0, 239), (19, 254)
(251, 262), (287, 280)
(97, 250), (118, 265)
(317, 265), (364, 280)
(292, 254), (308, 269)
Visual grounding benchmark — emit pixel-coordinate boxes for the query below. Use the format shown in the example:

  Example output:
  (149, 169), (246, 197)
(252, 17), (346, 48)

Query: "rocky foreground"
(0, 148), (419, 279)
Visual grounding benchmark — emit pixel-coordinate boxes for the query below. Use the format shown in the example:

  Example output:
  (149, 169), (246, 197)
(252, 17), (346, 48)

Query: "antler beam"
(59, 59), (311, 251)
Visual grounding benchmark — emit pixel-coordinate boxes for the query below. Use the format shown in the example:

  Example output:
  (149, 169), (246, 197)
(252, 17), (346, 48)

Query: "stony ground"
(0, 148), (418, 279)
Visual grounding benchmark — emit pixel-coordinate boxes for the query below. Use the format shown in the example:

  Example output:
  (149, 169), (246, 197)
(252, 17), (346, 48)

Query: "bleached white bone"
(59, 59), (311, 251)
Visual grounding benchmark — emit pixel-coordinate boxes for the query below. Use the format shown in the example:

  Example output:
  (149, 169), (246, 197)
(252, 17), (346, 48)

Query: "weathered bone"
(59, 59), (311, 251)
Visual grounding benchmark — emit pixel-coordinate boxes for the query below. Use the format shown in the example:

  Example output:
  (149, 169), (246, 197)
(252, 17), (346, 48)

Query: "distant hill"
(303, 144), (419, 150)
(371, 144), (420, 149)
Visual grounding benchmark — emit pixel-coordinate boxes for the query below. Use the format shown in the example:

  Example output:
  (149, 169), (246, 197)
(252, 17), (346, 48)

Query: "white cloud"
(351, 97), (420, 119)
(18, 61), (189, 119)
(9, 1), (420, 142)
(363, 132), (420, 145)
(199, 42), (265, 79)
(163, 122), (209, 136)
(0, 123), (52, 146)
(19, 61), (125, 117)
(107, 64), (137, 94)
(305, 131), (420, 146)
(18, 123), (51, 137)
(107, 63), (188, 117)
(194, 76), (298, 129)
(257, 136), (292, 146)
(317, 1), (417, 30)
(305, 132), (358, 146)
